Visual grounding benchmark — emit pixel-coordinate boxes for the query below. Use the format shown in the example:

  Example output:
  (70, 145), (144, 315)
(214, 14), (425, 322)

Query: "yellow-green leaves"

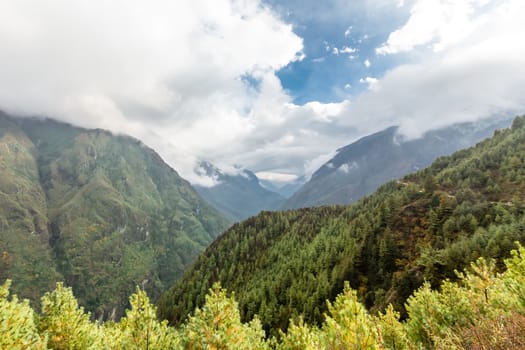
(181, 283), (268, 350)
(321, 282), (378, 349)
(118, 287), (180, 350)
(39, 282), (102, 350)
(3, 243), (525, 350)
(0, 280), (47, 350)
(277, 317), (322, 350)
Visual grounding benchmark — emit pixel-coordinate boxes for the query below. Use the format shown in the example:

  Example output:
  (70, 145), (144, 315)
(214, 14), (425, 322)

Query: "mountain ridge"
(284, 117), (512, 209)
(0, 112), (230, 318)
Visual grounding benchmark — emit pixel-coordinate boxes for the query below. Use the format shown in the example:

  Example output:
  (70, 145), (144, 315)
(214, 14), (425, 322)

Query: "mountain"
(0, 112), (230, 318)
(259, 176), (306, 198)
(284, 118), (512, 209)
(157, 116), (525, 336)
(193, 161), (285, 221)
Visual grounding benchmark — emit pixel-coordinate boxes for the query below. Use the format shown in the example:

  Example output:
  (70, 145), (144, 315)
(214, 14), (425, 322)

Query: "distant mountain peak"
(194, 161), (259, 187)
(193, 161), (284, 221)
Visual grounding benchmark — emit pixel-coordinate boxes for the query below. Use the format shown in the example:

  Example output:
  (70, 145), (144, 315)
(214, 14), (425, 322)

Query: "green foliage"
(277, 318), (322, 350)
(405, 249), (525, 349)
(158, 115), (525, 334)
(0, 116), (61, 302)
(375, 305), (408, 350)
(320, 282), (378, 349)
(0, 280), (47, 349)
(39, 283), (102, 349)
(4, 245), (525, 349)
(117, 288), (180, 349)
(5, 116), (525, 348)
(0, 114), (230, 317)
(181, 283), (268, 349)
(502, 243), (525, 309)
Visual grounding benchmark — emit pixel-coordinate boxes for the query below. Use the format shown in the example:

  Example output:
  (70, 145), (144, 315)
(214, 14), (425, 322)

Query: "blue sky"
(266, 0), (411, 104)
(1, 0), (524, 185)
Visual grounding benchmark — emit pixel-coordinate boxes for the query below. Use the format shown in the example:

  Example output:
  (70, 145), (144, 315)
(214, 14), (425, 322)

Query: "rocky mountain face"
(284, 118), (512, 209)
(193, 161), (285, 221)
(0, 112), (230, 318)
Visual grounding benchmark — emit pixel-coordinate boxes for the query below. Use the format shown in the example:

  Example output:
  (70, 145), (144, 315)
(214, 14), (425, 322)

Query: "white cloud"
(364, 59), (371, 67)
(0, 0), (311, 182)
(303, 149), (338, 179)
(340, 46), (357, 54)
(345, 0), (525, 138)
(377, 0), (494, 55)
(332, 45), (357, 59)
(338, 161), (358, 174)
(344, 26), (352, 37)
(359, 76), (379, 89)
(303, 100), (348, 122)
(1, 0), (524, 187)
(256, 171), (298, 183)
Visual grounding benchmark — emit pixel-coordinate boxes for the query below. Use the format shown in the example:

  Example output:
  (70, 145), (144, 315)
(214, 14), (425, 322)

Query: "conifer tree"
(0, 280), (47, 350)
(181, 283), (268, 349)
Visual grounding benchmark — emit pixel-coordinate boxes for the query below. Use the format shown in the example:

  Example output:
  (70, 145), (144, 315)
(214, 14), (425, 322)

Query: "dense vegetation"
(158, 116), (525, 336)
(3, 244), (525, 349)
(0, 113), (230, 319)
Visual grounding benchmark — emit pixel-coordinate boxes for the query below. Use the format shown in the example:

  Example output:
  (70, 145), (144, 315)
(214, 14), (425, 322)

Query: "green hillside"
(157, 116), (525, 335)
(0, 113), (230, 318)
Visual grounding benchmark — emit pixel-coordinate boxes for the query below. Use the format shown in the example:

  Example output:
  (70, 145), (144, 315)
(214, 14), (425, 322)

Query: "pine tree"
(0, 280), (47, 350)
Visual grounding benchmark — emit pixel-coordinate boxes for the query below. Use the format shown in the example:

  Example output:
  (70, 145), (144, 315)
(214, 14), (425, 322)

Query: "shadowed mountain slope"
(194, 161), (285, 221)
(284, 118), (511, 209)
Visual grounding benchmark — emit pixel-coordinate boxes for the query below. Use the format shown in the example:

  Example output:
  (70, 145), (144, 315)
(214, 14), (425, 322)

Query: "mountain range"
(186, 118), (511, 222)
(284, 117), (512, 209)
(193, 161), (285, 221)
(2, 109), (524, 340)
(157, 116), (525, 336)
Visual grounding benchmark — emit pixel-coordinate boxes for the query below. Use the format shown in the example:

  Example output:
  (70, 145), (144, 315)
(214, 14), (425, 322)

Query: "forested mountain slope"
(158, 116), (525, 335)
(0, 112), (230, 318)
(284, 118), (511, 209)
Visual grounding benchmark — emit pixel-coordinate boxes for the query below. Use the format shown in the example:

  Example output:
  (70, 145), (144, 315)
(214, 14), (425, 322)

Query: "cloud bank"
(350, 0), (525, 138)
(0, 0), (306, 181)
(0, 0), (524, 185)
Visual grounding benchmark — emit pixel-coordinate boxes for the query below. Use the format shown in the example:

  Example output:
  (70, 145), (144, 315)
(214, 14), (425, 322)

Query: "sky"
(1, 0), (524, 186)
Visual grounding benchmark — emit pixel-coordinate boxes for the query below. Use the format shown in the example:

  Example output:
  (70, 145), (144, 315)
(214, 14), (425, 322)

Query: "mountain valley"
(158, 116), (525, 335)
(193, 161), (285, 221)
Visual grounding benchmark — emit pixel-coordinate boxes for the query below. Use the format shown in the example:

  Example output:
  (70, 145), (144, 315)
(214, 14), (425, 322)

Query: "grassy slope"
(0, 116), (61, 301)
